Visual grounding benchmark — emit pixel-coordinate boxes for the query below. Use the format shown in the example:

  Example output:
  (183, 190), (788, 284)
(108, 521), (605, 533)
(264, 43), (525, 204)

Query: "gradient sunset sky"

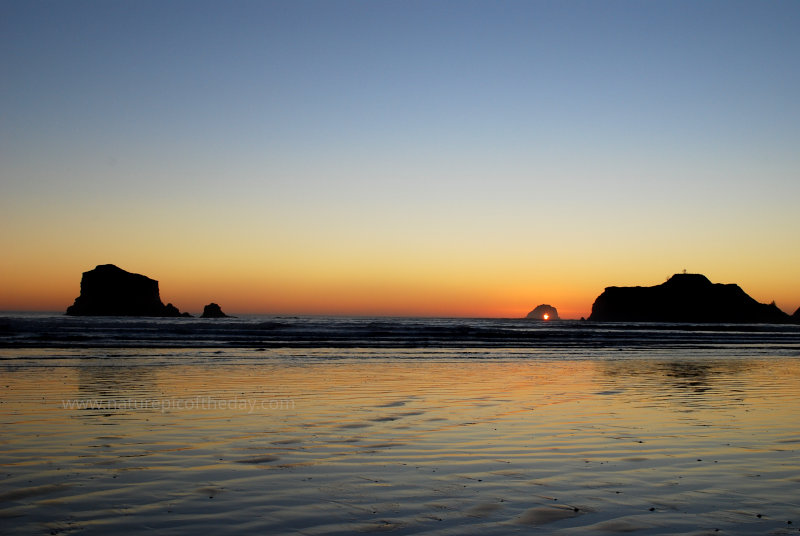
(2, 0), (799, 318)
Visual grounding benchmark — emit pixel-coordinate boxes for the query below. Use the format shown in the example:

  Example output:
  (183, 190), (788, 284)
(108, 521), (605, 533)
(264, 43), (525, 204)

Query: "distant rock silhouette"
(793, 307), (800, 323)
(588, 273), (790, 323)
(526, 304), (559, 320)
(201, 303), (229, 318)
(66, 264), (189, 317)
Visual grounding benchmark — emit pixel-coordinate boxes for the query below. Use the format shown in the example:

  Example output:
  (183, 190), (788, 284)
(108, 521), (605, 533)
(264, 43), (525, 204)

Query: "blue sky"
(2, 0), (799, 316)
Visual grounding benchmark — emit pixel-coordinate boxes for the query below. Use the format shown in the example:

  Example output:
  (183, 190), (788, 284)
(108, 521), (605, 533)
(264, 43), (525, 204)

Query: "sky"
(1, 0), (799, 318)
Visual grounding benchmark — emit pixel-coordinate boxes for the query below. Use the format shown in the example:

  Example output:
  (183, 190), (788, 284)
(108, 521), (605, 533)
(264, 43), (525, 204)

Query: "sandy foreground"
(1, 355), (799, 535)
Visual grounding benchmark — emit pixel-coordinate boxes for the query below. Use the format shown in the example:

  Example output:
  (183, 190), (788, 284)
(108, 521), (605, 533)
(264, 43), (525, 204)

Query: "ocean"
(2, 314), (800, 534)
(3, 312), (800, 357)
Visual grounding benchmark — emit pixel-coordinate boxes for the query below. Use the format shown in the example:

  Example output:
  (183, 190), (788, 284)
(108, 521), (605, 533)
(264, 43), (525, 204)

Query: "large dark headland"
(588, 273), (793, 323)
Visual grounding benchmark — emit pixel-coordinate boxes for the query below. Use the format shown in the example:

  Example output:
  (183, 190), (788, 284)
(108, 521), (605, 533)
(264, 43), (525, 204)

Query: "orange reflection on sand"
(3, 356), (800, 535)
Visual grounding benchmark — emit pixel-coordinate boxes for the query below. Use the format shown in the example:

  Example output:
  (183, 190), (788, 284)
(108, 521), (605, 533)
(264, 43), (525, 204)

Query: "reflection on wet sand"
(77, 363), (158, 398)
(1, 356), (799, 535)
(597, 358), (760, 409)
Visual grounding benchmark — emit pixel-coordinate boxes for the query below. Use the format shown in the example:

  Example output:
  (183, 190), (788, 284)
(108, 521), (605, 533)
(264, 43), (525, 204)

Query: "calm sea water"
(2, 314), (800, 534)
(2, 313), (800, 358)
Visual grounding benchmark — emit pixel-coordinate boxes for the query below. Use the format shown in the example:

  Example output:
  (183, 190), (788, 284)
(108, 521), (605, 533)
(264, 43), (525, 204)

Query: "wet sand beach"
(2, 353), (800, 535)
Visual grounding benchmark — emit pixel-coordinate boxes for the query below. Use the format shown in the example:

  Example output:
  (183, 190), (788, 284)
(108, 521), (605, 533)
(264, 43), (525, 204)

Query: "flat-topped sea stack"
(201, 303), (229, 318)
(588, 273), (789, 323)
(526, 304), (559, 320)
(66, 264), (188, 317)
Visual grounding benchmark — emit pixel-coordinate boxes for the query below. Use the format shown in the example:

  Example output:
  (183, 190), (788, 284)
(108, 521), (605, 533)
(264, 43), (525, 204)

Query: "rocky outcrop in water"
(66, 264), (188, 317)
(793, 307), (800, 323)
(588, 273), (789, 323)
(526, 304), (559, 320)
(201, 303), (228, 318)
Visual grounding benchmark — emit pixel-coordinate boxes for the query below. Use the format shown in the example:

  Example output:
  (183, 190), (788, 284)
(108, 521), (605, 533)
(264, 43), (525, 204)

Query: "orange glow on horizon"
(1, 257), (799, 320)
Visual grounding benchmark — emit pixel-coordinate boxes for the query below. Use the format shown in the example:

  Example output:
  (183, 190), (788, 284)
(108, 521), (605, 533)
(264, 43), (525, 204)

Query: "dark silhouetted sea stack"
(66, 264), (188, 317)
(588, 273), (790, 323)
(793, 307), (800, 323)
(526, 304), (559, 320)
(201, 303), (228, 318)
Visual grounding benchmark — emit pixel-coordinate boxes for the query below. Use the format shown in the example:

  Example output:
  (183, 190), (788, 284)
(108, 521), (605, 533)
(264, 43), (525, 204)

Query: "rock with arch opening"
(526, 304), (559, 321)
